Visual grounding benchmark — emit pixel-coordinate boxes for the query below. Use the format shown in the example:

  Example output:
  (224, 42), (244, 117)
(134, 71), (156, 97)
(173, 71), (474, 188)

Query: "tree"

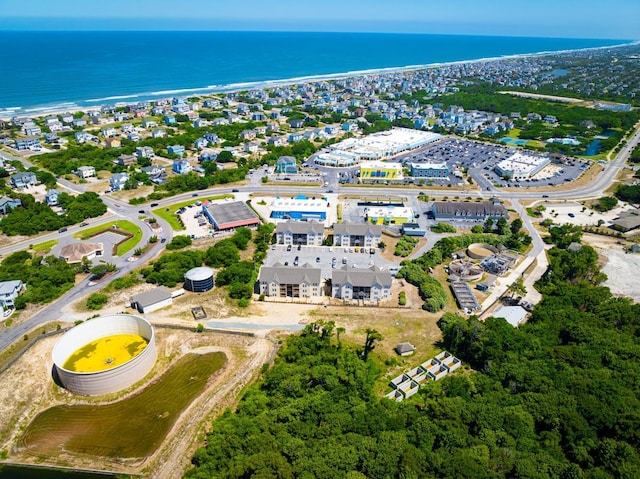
(496, 216), (509, 235)
(217, 150), (234, 163)
(166, 235), (192, 250)
(510, 218), (523, 234)
(483, 217), (494, 233)
(362, 328), (382, 361)
(508, 278), (527, 299)
(86, 293), (109, 310)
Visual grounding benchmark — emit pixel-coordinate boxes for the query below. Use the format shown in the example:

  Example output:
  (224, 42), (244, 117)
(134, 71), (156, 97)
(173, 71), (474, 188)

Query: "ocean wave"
(86, 93), (143, 102)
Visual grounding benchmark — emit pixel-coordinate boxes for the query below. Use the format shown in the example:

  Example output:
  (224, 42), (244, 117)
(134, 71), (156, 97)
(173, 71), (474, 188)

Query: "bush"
(166, 235), (193, 250)
(86, 293), (109, 310)
(394, 235), (419, 257)
(398, 291), (407, 306)
(431, 222), (457, 233)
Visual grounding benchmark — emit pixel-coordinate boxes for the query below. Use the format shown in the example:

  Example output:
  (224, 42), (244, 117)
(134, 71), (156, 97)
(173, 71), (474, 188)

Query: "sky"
(0, 0), (638, 39)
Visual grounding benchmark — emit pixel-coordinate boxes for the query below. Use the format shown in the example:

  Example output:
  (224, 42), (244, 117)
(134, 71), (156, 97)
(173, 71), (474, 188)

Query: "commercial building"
(431, 201), (507, 222)
(364, 205), (414, 225)
(409, 162), (449, 178)
(331, 265), (392, 301)
(130, 286), (173, 313)
(258, 263), (323, 298)
(270, 195), (328, 221)
(59, 242), (104, 264)
(333, 223), (382, 248)
(494, 152), (550, 181)
(275, 220), (325, 246)
(359, 161), (403, 181)
(203, 200), (261, 231)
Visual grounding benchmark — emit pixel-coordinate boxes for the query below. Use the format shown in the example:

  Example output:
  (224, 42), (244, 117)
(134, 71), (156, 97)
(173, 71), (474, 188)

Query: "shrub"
(166, 235), (192, 250)
(398, 291), (407, 306)
(86, 293), (109, 310)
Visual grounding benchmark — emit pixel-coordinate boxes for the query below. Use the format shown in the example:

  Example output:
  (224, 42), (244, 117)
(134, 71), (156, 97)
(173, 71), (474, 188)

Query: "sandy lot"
(601, 248), (640, 303)
(539, 200), (635, 227)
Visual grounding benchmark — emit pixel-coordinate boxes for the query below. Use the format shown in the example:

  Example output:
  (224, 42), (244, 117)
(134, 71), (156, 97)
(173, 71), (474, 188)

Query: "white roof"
(493, 306), (528, 327)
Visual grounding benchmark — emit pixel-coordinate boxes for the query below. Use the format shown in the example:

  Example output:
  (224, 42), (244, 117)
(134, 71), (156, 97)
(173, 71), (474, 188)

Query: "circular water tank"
(184, 266), (214, 293)
(52, 314), (156, 396)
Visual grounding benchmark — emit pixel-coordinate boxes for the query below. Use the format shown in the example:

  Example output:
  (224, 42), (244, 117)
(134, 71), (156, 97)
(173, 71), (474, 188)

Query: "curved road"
(1, 125), (638, 354)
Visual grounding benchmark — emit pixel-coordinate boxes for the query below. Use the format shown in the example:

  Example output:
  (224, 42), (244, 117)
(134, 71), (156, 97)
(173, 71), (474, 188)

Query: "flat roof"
(271, 196), (328, 213)
(205, 201), (260, 229)
(493, 305), (528, 327)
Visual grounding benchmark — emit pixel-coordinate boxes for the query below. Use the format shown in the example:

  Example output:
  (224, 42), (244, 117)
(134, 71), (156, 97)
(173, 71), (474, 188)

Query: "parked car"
(150, 202), (159, 207)
(160, 238), (166, 243)
(79, 222), (88, 227)
(231, 189), (239, 192)
(58, 227), (68, 233)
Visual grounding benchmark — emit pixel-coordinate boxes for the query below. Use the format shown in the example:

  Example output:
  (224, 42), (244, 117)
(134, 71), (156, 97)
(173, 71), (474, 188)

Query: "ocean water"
(0, 31), (628, 116)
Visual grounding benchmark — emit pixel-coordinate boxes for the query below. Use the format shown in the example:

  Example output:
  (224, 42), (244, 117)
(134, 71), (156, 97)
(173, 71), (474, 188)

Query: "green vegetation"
(30, 239), (59, 253)
(394, 235), (419, 257)
(142, 250), (203, 287)
(398, 291), (407, 306)
(430, 222), (457, 233)
(105, 272), (142, 292)
(615, 183), (640, 203)
(21, 352), (226, 458)
(0, 192), (106, 236)
(594, 196), (618, 212)
(166, 235), (193, 250)
(151, 195), (232, 231)
(75, 220), (142, 256)
(0, 251), (75, 309)
(85, 293), (109, 310)
(187, 226), (640, 479)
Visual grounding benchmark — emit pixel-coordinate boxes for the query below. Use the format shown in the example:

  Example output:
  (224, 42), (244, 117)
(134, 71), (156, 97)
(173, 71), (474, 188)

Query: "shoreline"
(2, 39), (637, 121)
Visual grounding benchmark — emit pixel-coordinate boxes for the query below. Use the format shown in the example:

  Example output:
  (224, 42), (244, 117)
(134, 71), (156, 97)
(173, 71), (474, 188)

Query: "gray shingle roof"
(276, 220), (324, 235)
(131, 286), (172, 309)
(259, 263), (322, 285)
(333, 222), (382, 237)
(432, 201), (507, 218)
(332, 265), (392, 288)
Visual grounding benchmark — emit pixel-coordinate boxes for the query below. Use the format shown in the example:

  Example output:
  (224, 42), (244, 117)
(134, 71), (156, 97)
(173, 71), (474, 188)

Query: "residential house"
(289, 118), (304, 129)
(244, 142), (259, 153)
(172, 159), (192, 175)
(331, 265), (392, 301)
(151, 128), (167, 138)
(10, 172), (38, 189)
(288, 132), (304, 143)
(167, 144), (185, 156)
(268, 136), (286, 147)
(135, 146), (155, 159)
(258, 263), (323, 299)
(164, 115), (177, 125)
(204, 132), (220, 144)
(75, 131), (96, 144)
(105, 138), (121, 149)
(141, 118), (157, 129)
(116, 154), (136, 167)
(0, 280), (25, 309)
(14, 137), (41, 150)
(110, 172), (129, 191)
(333, 223), (382, 248)
(0, 197), (22, 215)
(194, 137), (209, 149)
(240, 130), (256, 140)
(45, 189), (61, 206)
(141, 165), (166, 179)
(61, 113), (74, 124)
(100, 127), (117, 138)
(275, 220), (325, 246)
(22, 122), (41, 136)
(75, 165), (96, 179)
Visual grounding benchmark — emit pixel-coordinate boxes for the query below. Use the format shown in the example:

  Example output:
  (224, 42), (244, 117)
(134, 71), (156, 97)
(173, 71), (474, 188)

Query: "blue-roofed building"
(275, 156), (298, 174)
(173, 159), (192, 175)
(167, 145), (185, 156)
(0, 197), (22, 215)
(45, 189), (61, 206)
(164, 115), (177, 125)
(270, 195), (328, 221)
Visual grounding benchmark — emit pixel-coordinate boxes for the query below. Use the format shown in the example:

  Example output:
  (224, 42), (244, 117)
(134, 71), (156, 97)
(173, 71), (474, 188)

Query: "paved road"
(1, 124), (638, 354)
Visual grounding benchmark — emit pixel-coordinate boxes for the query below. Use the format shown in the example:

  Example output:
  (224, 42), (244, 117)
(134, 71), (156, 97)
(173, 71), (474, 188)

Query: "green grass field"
(74, 220), (143, 256)
(20, 352), (226, 458)
(152, 195), (233, 231)
(30, 239), (58, 253)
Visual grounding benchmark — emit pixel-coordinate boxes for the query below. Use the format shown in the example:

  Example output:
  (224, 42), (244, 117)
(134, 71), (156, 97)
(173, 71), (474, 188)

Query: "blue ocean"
(0, 31), (628, 116)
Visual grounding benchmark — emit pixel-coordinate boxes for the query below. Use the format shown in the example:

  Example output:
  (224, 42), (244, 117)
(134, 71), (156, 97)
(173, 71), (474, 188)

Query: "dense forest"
(186, 227), (640, 478)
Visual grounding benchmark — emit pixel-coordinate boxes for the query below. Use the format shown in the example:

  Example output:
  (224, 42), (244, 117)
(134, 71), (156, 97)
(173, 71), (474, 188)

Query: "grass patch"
(19, 352), (226, 458)
(152, 195), (233, 231)
(30, 239), (58, 253)
(74, 220), (143, 256)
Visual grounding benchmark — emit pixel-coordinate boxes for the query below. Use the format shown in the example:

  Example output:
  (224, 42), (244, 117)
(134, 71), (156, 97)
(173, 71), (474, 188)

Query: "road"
(0, 124), (638, 354)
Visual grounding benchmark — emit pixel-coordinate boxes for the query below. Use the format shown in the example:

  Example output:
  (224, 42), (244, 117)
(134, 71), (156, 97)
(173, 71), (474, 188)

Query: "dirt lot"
(0, 327), (274, 478)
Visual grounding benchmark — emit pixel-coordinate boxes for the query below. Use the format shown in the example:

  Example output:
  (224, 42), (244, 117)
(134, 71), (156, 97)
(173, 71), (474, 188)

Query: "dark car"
(79, 222), (88, 227)
(160, 238), (166, 243)
(231, 189), (239, 192)
(150, 202), (159, 207)
(286, 245), (292, 251)
(192, 193), (199, 197)
(138, 210), (145, 214)
(58, 227), (68, 233)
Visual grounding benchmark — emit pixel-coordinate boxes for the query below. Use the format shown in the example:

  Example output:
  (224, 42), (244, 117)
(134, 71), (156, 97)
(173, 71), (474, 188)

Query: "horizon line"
(0, 28), (634, 42)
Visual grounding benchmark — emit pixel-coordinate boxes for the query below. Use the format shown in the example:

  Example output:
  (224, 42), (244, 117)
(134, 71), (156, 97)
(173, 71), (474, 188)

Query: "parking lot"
(265, 244), (400, 280)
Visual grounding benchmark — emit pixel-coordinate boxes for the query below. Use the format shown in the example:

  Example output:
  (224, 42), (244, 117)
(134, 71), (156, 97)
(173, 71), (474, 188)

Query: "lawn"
(19, 352), (227, 458)
(74, 220), (143, 256)
(152, 194), (233, 231)
(30, 239), (58, 253)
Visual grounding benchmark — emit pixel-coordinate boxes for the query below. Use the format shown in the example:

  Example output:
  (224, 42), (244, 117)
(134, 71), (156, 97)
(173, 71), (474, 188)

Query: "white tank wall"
(52, 314), (156, 396)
